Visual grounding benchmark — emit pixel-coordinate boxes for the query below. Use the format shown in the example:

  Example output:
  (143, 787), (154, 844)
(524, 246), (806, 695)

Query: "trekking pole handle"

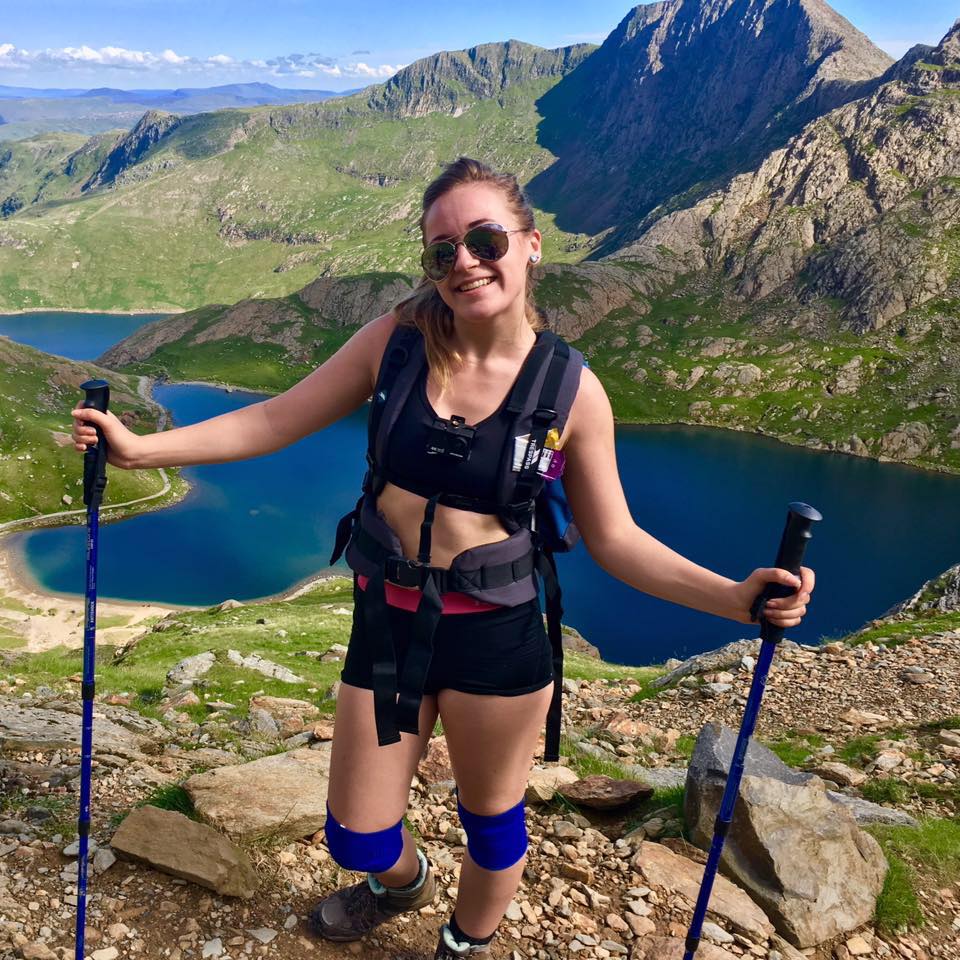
(80, 379), (110, 508)
(754, 501), (822, 643)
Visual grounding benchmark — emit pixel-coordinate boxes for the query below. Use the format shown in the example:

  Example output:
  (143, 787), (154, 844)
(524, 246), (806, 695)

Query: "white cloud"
(348, 62), (403, 78)
(0, 42), (402, 81)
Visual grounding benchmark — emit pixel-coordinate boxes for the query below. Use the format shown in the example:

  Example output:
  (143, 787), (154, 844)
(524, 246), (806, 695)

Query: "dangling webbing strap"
(537, 549), (565, 762)
(371, 494), (444, 746)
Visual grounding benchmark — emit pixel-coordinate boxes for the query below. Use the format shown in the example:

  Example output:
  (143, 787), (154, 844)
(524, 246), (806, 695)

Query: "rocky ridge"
(612, 18), (960, 333)
(528, 0), (892, 237)
(365, 40), (596, 119)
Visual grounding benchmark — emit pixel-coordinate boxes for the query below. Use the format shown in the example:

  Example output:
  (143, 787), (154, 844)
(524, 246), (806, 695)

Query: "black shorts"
(340, 586), (554, 698)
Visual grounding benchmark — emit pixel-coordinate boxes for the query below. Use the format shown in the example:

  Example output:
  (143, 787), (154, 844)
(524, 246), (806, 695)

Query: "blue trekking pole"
(75, 378), (110, 960)
(683, 501), (822, 960)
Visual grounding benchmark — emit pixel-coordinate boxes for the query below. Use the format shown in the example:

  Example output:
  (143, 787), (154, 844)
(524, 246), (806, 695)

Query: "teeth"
(459, 278), (493, 291)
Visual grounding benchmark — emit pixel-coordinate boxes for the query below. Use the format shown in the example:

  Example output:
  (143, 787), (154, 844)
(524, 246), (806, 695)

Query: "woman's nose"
(453, 240), (480, 269)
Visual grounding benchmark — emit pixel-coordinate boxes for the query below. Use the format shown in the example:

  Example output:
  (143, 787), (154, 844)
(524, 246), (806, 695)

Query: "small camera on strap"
(426, 415), (476, 462)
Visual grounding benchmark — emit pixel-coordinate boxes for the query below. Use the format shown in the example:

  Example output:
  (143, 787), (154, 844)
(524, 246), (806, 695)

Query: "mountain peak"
(528, 0), (892, 238)
(365, 38), (596, 118)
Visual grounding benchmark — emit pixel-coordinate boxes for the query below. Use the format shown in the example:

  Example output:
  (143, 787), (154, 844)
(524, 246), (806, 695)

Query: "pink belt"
(356, 573), (501, 614)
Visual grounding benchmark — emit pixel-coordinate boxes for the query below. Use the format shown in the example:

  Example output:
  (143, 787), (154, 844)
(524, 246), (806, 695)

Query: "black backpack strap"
(369, 324), (424, 476)
(329, 324), (422, 565)
(537, 548), (565, 762)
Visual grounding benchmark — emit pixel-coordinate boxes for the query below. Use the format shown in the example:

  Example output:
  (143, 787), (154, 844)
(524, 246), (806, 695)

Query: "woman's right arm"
(72, 313), (399, 469)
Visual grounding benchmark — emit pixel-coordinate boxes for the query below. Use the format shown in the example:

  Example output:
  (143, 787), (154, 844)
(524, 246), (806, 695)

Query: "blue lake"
(6, 315), (960, 666)
(0, 312), (168, 361)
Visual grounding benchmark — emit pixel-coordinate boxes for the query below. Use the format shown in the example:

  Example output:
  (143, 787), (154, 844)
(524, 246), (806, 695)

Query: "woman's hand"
(729, 566), (815, 627)
(71, 407), (142, 469)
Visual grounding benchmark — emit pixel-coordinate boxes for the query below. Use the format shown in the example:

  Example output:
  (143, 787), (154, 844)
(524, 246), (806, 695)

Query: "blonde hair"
(393, 157), (543, 389)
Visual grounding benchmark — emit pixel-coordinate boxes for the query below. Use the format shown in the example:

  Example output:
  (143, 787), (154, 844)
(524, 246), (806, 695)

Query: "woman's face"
(421, 182), (541, 326)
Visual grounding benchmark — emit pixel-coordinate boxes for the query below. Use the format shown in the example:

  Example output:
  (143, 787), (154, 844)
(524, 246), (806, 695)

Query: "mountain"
(0, 83), (347, 141)
(611, 18), (960, 332)
(365, 40), (595, 118)
(528, 0), (892, 243)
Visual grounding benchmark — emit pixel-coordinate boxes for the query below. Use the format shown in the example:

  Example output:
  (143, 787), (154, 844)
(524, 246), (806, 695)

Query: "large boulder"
(684, 724), (888, 948)
(185, 745), (331, 839)
(111, 805), (257, 898)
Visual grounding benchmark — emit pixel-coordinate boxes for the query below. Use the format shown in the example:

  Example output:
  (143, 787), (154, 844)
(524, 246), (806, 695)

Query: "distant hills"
(0, 82), (352, 141)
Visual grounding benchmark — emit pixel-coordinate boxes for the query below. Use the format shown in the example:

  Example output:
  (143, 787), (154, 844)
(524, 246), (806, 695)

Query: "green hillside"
(0, 337), (184, 524)
(0, 53), (593, 313)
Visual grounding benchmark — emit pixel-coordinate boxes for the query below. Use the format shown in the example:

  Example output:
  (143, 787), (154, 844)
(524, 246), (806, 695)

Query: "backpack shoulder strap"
(368, 323), (425, 473)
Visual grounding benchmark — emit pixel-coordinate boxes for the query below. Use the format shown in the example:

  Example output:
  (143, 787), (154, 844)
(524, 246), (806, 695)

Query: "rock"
(555, 775), (654, 809)
(837, 708), (893, 727)
(632, 841), (774, 942)
(111, 806), (256, 898)
(623, 765), (687, 790)
(166, 652), (216, 686)
(226, 650), (304, 683)
(560, 625), (602, 659)
(0, 697), (145, 756)
(685, 724), (887, 947)
(248, 695), (320, 736)
(825, 792), (919, 828)
(809, 762), (866, 788)
(418, 735), (454, 785)
(217, 599), (244, 611)
(21, 944), (58, 959)
(887, 563), (960, 616)
(185, 745), (332, 838)
(879, 422), (932, 459)
(525, 764), (581, 803)
(651, 640), (800, 688)
(939, 729), (960, 748)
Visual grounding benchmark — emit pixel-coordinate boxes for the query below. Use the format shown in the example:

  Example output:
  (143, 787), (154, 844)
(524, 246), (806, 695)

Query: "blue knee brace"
(456, 795), (528, 871)
(324, 803), (404, 874)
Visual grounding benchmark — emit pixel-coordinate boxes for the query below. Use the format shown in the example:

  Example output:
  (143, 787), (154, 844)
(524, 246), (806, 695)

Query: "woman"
(72, 157), (815, 959)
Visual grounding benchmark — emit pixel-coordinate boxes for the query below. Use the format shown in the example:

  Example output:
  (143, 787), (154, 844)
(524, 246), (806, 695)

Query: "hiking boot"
(308, 849), (436, 942)
(433, 923), (494, 958)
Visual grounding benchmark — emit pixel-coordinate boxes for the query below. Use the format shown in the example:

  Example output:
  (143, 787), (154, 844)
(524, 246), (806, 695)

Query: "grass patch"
(869, 818), (960, 932)
(836, 734), (900, 765)
(861, 779), (911, 806)
(138, 783), (198, 820)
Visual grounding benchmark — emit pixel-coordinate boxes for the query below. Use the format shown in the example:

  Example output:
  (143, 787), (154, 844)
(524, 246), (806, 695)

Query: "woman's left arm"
(561, 369), (815, 627)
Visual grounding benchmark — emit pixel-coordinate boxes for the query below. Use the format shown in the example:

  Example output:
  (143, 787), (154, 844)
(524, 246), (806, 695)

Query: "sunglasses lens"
(422, 242), (456, 281)
(465, 227), (509, 262)
(421, 226), (512, 281)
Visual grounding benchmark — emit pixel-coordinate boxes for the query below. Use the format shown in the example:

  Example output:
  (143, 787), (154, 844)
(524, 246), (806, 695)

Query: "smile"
(457, 277), (495, 292)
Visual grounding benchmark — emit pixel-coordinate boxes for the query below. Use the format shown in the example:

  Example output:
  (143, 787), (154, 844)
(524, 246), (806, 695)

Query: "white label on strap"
(512, 434), (554, 474)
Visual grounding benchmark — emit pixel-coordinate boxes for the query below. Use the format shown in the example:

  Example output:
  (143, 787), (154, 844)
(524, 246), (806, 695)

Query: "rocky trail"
(2, 584), (960, 960)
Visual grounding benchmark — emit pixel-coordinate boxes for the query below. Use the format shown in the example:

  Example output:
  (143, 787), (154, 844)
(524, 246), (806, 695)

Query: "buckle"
(384, 557), (425, 589)
(532, 407), (557, 426)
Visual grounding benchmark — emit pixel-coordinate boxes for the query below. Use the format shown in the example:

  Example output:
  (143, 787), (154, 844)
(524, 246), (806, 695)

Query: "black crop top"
(382, 366), (515, 504)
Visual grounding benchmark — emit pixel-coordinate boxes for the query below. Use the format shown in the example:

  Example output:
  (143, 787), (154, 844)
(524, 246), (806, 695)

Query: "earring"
(529, 254), (540, 263)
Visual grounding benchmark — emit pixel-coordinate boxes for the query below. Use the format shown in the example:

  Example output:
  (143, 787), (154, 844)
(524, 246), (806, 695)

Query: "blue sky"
(1, 0), (956, 91)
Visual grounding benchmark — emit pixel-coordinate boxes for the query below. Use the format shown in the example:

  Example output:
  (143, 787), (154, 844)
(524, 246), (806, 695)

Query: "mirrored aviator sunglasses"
(421, 224), (521, 282)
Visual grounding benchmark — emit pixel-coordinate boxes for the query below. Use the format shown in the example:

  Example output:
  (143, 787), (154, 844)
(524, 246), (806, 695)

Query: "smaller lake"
(0, 312), (169, 361)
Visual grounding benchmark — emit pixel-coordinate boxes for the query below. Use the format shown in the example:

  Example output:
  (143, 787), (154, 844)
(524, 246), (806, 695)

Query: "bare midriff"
(375, 482), (512, 572)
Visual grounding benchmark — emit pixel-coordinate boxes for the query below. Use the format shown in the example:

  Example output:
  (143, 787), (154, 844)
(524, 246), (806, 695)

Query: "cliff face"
(528, 0), (892, 238)
(364, 40), (596, 118)
(82, 110), (181, 190)
(612, 18), (960, 332)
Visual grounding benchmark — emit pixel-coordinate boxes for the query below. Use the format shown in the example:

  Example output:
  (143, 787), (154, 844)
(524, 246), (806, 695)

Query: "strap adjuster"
(532, 407), (557, 426)
(384, 557), (426, 589)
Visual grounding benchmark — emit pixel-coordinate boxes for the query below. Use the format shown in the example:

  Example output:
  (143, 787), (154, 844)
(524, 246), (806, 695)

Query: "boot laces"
(341, 879), (382, 925)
